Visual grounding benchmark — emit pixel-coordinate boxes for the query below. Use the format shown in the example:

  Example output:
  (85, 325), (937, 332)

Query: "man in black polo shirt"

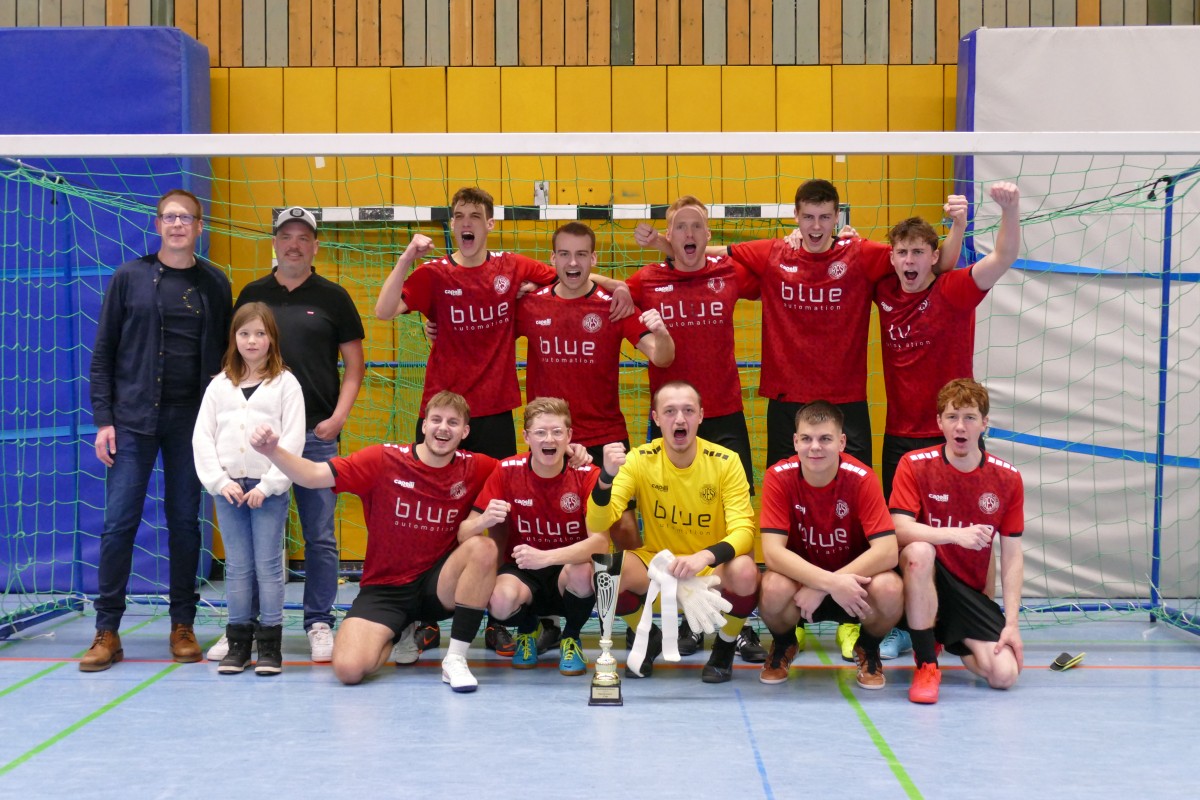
(83, 188), (232, 671)
(224, 206), (366, 663)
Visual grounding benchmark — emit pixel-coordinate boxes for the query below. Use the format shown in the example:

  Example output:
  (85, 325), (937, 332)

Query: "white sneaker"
(441, 654), (478, 693)
(392, 623), (419, 666)
(307, 622), (334, 662)
(206, 634), (229, 662)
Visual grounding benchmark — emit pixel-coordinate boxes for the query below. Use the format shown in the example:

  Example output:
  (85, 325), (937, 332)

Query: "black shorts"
(930, 559), (1005, 657)
(650, 410), (755, 491)
(882, 434), (943, 500)
(498, 563), (567, 617)
(345, 552), (453, 640)
(809, 594), (859, 625)
(415, 410), (516, 460)
(766, 399), (872, 470)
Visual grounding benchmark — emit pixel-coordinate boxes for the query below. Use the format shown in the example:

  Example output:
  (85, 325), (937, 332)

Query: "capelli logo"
(444, 288), (463, 296)
(650, 483), (669, 492)
(514, 498), (534, 507)
(780, 264), (798, 273)
(653, 285), (675, 293)
(928, 493), (949, 502)
(535, 319), (552, 326)
(395, 479), (415, 488)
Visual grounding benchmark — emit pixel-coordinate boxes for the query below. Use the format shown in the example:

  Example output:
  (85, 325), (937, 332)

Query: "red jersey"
(889, 445), (1024, 592)
(625, 256), (758, 417)
(760, 453), (894, 572)
(730, 237), (891, 403)
(473, 455), (600, 559)
(401, 252), (556, 416)
(875, 268), (988, 437)
(516, 283), (649, 447)
(330, 443), (497, 586)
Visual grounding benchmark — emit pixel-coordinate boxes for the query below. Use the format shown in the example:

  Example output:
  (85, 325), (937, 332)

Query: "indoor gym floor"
(1, 584), (1196, 799)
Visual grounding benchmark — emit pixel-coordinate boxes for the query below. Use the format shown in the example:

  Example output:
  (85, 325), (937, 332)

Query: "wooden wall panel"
(983, 0), (1006, 26)
(129, 0), (148, 24)
(634, 0), (656, 64)
(471, 0), (494, 64)
(265, 0), (287, 65)
(772, 0), (795, 63)
(961, 0), (983, 34)
(613, 66), (668, 203)
(1146, 0), (1170, 20)
(795, 0), (819, 64)
(1077, 0), (1100, 22)
(564, 0), (587, 64)
(220, 0), (242, 65)
(727, 0), (748, 64)
(555, 67), (613, 204)
(519, 0), (541, 64)
(208, 67), (231, 269)
(426, 0), (450, 64)
(1169, 0), (1190, 22)
(610, 0), (634, 65)
(865, 0), (888, 63)
(721, 66), (776, 202)
(819, 0), (841, 63)
(1054, 0), (1074, 20)
(289, 0), (311, 66)
(83, 0), (104, 24)
(658, 0), (681, 64)
(243, 0), (265, 67)
(358, 0), (380, 64)
(703, 0), (726, 64)
(174, 0), (195, 33)
(380, 0), (402, 64)
(391, 67), (449, 206)
(1124, 0), (1147, 23)
(1008, 0), (1030, 23)
(1030, 0), (1054, 24)
(197, 0), (220, 65)
(497, 0), (518, 64)
(936, 0), (957, 63)
(312, 0), (334, 65)
(587, 0), (610, 64)
(542, 0), (565, 63)
(842, 0), (864, 63)
(680, 0), (702, 63)
(749, 0), (771, 63)
(447, 67), (502, 196)
(890, 0), (912, 64)
(106, 0), (127, 24)
(333, 0), (355, 65)
(450, 0), (472, 62)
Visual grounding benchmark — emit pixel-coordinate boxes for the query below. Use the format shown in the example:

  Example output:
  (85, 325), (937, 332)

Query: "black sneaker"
(625, 623), (662, 678)
(484, 624), (516, 656)
(701, 636), (737, 683)
(536, 618), (562, 655)
(735, 624), (768, 663)
(677, 617), (704, 656)
(415, 622), (441, 651)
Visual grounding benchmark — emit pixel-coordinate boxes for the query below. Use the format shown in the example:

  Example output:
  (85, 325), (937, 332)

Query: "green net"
(1, 146), (1197, 636)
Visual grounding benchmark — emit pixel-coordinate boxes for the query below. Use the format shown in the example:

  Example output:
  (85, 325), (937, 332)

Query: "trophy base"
(588, 682), (623, 706)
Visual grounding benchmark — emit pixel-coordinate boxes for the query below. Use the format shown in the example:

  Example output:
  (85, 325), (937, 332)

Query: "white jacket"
(192, 370), (306, 498)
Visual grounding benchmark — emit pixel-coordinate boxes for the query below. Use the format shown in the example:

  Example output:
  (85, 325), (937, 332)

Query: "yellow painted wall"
(211, 64), (955, 557)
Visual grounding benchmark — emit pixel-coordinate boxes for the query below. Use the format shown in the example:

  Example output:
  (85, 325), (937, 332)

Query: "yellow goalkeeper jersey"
(586, 437), (755, 558)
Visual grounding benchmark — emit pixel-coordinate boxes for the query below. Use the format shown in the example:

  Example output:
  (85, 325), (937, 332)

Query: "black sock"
(561, 590), (595, 640)
(857, 629), (884, 656)
(770, 628), (798, 651)
(910, 627), (938, 666)
(450, 605), (486, 644)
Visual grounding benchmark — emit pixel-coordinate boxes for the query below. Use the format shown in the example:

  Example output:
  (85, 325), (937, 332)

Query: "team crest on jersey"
(560, 492), (581, 513)
(581, 313), (603, 333)
(918, 298), (930, 312)
(835, 499), (849, 519)
(493, 275), (511, 294)
(699, 484), (717, 503)
(979, 492), (1000, 514)
(449, 481), (467, 500)
(707, 277), (725, 293)
(828, 261), (847, 279)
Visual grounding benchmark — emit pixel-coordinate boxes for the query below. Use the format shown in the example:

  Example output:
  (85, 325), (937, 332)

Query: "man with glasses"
(83, 189), (232, 671)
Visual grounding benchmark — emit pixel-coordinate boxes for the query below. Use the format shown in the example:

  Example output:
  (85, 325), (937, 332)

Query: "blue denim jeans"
(94, 405), (203, 631)
(215, 478), (289, 627)
(294, 431), (339, 630)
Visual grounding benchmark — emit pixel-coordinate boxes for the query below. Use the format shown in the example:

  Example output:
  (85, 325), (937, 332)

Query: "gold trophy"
(589, 553), (624, 706)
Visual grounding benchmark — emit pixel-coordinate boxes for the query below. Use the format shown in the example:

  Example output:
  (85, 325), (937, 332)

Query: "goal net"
(0, 131), (1196, 636)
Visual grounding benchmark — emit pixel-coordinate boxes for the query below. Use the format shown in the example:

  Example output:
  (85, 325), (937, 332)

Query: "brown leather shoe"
(170, 623), (202, 663)
(79, 629), (123, 672)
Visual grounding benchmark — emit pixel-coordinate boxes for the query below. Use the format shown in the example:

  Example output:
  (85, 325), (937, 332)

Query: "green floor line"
(0, 617), (159, 699)
(0, 662), (181, 777)
(812, 637), (924, 800)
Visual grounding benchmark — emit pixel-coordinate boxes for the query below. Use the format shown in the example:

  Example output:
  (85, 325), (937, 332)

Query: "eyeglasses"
(527, 427), (567, 441)
(160, 213), (197, 225)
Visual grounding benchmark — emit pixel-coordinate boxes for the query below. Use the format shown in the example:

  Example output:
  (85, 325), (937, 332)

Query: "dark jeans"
(94, 405), (203, 631)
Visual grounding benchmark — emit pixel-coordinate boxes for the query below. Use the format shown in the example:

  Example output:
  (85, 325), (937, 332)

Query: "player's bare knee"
(725, 556), (760, 595)
(760, 570), (794, 608)
(870, 571), (904, 606)
(333, 654), (368, 686)
(562, 563), (594, 596)
(900, 542), (935, 576)
(461, 534), (498, 566)
(988, 656), (1020, 689)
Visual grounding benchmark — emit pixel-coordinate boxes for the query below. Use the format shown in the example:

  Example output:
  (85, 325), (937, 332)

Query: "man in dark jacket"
(82, 188), (233, 671)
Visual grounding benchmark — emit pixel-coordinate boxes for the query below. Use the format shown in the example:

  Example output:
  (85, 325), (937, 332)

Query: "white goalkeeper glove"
(677, 572), (731, 635)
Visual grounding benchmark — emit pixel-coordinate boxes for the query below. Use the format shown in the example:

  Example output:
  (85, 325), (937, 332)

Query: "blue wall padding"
(0, 27), (214, 595)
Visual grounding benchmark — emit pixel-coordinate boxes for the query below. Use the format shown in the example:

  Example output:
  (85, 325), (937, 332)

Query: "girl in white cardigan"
(193, 302), (305, 676)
